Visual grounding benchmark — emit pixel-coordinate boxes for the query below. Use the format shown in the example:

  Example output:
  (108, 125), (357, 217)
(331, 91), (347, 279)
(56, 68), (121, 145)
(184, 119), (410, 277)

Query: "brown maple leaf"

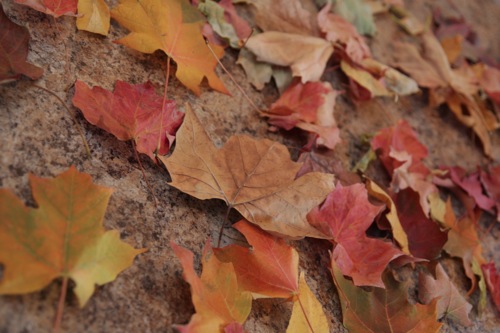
(0, 4), (43, 83)
(159, 105), (335, 239)
(419, 263), (472, 326)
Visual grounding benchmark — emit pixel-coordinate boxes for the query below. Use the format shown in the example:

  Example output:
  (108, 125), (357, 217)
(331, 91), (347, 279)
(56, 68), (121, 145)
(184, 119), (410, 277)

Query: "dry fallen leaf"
(238, 0), (319, 36)
(214, 219), (299, 299)
(317, 3), (371, 62)
(72, 80), (184, 161)
(308, 183), (405, 287)
(0, 166), (145, 306)
(172, 241), (252, 332)
(160, 105), (335, 239)
(0, 4), (43, 83)
(245, 31), (333, 83)
(393, 188), (448, 260)
(265, 80), (341, 149)
(482, 262), (500, 313)
(365, 179), (410, 254)
(111, 0), (228, 95)
(419, 263), (473, 326)
(15, 0), (76, 17)
(76, 0), (110, 36)
(286, 272), (330, 333)
(392, 32), (495, 156)
(332, 259), (442, 333)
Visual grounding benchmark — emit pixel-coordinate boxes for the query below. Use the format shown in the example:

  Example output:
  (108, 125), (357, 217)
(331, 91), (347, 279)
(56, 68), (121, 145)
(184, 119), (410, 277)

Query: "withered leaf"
(159, 105), (334, 239)
(332, 259), (442, 333)
(419, 263), (472, 326)
(0, 4), (43, 83)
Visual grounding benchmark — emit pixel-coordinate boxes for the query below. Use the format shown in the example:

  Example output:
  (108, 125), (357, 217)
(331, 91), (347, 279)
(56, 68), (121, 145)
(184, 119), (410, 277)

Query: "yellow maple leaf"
(0, 166), (145, 307)
(111, 0), (228, 95)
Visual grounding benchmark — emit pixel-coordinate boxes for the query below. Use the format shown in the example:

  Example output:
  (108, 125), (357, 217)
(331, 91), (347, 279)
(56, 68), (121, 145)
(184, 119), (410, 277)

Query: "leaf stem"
(205, 41), (261, 114)
(157, 56), (171, 156)
(132, 140), (158, 208)
(31, 84), (91, 158)
(297, 293), (315, 333)
(53, 276), (68, 333)
(217, 205), (232, 247)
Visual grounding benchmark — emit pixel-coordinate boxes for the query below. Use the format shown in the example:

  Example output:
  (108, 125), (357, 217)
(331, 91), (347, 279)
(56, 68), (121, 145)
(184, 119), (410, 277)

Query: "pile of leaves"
(1, 0), (500, 332)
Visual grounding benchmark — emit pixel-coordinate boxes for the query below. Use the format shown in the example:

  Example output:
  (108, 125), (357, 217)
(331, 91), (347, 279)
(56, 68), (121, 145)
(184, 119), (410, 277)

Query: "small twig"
(132, 141), (158, 208)
(31, 84), (91, 158)
(53, 276), (68, 333)
(205, 41), (261, 114)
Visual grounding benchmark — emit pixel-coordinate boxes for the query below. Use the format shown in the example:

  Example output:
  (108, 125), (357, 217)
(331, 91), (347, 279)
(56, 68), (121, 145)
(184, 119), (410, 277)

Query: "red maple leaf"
(308, 183), (405, 287)
(393, 188), (448, 260)
(480, 165), (500, 221)
(441, 166), (495, 213)
(265, 80), (341, 149)
(72, 80), (184, 161)
(15, 0), (77, 17)
(482, 262), (500, 313)
(371, 120), (429, 176)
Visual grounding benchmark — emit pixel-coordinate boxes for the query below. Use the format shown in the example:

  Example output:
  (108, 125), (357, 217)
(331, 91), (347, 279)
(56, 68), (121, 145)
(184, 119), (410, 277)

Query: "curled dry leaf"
(171, 241), (252, 332)
(318, 3), (371, 62)
(419, 263), (472, 326)
(111, 0), (228, 95)
(0, 4), (43, 83)
(265, 80), (341, 149)
(392, 32), (495, 156)
(159, 105), (335, 239)
(236, 48), (273, 90)
(365, 179), (410, 254)
(360, 58), (420, 96)
(444, 215), (487, 298)
(0, 166), (145, 306)
(480, 165), (500, 221)
(199, 0), (251, 49)
(332, 259), (443, 333)
(371, 120), (429, 175)
(482, 262), (500, 313)
(245, 31), (333, 83)
(478, 65), (500, 105)
(72, 80), (184, 161)
(214, 219), (299, 299)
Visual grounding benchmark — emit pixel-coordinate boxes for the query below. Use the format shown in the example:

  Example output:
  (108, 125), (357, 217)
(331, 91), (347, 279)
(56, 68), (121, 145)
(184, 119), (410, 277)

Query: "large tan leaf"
(238, 0), (318, 36)
(159, 105), (334, 239)
(245, 31), (333, 83)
